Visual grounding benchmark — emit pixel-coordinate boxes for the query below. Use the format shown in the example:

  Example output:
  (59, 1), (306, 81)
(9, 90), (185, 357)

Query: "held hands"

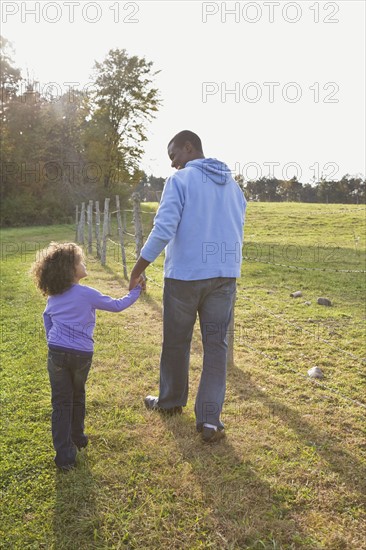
(138, 275), (146, 292)
(129, 257), (150, 291)
(130, 274), (146, 292)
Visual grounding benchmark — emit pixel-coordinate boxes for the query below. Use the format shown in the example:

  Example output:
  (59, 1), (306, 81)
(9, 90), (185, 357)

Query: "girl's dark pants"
(47, 349), (93, 468)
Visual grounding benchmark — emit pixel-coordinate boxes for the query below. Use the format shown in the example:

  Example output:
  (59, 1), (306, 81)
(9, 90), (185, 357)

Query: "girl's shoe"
(74, 435), (89, 451)
(57, 462), (76, 472)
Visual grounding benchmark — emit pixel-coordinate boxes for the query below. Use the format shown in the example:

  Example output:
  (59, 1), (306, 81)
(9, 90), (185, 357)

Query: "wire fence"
(236, 295), (366, 367)
(242, 255), (366, 274)
(75, 194), (156, 277)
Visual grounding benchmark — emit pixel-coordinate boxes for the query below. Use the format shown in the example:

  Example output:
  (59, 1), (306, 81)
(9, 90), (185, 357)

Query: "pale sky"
(2, 0), (365, 182)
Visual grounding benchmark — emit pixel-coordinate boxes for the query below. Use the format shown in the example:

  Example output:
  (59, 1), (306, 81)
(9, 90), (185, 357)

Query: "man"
(129, 130), (246, 442)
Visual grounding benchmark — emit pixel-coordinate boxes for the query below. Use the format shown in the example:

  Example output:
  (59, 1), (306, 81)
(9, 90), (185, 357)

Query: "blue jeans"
(157, 277), (236, 428)
(47, 349), (93, 467)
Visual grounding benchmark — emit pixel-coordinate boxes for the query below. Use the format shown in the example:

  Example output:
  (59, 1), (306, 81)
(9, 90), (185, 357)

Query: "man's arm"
(129, 256), (150, 290)
(129, 175), (184, 290)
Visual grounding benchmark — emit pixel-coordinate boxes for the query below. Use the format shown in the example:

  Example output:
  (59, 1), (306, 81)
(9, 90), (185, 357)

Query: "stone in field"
(317, 297), (332, 306)
(308, 366), (324, 379)
(304, 301), (311, 306)
(290, 291), (302, 298)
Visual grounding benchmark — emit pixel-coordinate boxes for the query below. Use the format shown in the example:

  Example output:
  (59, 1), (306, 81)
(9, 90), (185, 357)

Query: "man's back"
(141, 157), (246, 280)
(165, 158), (246, 279)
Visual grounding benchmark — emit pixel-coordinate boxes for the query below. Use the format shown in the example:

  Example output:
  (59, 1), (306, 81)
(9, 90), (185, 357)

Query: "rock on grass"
(317, 297), (332, 306)
(308, 366), (324, 379)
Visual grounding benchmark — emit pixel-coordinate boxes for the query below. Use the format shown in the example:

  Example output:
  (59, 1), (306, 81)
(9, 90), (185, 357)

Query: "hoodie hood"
(185, 158), (232, 185)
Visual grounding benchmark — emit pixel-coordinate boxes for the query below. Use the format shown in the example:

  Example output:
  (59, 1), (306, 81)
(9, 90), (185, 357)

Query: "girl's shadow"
(53, 451), (102, 548)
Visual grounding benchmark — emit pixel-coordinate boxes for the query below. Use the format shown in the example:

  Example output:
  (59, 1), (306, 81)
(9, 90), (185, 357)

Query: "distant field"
(1, 202), (365, 549)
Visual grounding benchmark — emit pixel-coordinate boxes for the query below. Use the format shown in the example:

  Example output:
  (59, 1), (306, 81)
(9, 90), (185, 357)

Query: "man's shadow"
(160, 361), (366, 548)
(160, 414), (300, 548)
(229, 363), (366, 497)
(53, 451), (102, 548)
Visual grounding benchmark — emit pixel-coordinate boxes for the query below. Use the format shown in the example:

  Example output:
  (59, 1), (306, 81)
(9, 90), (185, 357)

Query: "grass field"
(1, 202), (365, 549)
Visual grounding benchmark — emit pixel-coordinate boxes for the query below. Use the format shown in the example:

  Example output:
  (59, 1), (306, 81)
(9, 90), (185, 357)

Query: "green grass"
(1, 203), (365, 549)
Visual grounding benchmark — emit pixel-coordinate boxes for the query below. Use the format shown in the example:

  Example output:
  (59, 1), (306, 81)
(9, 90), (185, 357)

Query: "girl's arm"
(89, 285), (142, 312)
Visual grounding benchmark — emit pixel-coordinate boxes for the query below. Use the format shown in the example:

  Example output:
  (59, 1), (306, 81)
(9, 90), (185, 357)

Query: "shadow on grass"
(228, 364), (366, 498)
(157, 360), (366, 548)
(161, 412), (308, 549)
(53, 451), (102, 549)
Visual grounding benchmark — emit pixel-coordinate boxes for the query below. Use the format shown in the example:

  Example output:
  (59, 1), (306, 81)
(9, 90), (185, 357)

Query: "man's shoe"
(202, 426), (226, 443)
(197, 422), (225, 433)
(144, 395), (159, 410)
(144, 395), (183, 416)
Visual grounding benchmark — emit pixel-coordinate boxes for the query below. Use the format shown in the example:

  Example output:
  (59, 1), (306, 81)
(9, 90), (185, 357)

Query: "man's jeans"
(157, 277), (236, 428)
(47, 349), (93, 467)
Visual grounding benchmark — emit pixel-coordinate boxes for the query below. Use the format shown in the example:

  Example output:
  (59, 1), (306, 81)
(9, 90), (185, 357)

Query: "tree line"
(0, 36), (160, 226)
(236, 175), (365, 204)
(136, 173), (365, 205)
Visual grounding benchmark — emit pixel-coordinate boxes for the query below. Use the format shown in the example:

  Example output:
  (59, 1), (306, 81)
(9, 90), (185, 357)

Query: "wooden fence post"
(101, 198), (110, 266)
(108, 212), (112, 236)
(78, 202), (85, 245)
(87, 200), (93, 254)
(122, 210), (127, 233)
(227, 292), (236, 368)
(75, 205), (79, 242)
(132, 192), (143, 259)
(116, 195), (128, 279)
(95, 201), (101, 259)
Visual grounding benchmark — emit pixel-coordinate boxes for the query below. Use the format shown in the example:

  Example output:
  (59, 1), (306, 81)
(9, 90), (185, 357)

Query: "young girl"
(31, 242), (144, 471)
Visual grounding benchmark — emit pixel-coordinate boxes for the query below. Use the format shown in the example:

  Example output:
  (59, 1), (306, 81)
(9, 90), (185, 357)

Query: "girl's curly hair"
(31, 242), (84, 296)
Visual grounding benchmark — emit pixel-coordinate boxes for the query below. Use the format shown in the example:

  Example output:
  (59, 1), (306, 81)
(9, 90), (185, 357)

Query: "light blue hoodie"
(141, 158), (247, 280)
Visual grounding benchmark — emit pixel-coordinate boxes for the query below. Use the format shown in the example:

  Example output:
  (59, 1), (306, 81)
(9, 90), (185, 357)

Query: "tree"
(136, 173), (166, 201)
(337, 175), (365, 204)
(0, 36), (21, 105)
(86, 48), (161, 191)
(1, 42), (162, 226)
(300, 183), (317, 203)
(278, 177), (302, 202)
(244, 177), (280, 202)
(0, 36), (22, 204)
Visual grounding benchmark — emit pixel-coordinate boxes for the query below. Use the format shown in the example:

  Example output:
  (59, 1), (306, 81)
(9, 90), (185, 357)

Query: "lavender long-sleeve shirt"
(43, 283), (141, 353)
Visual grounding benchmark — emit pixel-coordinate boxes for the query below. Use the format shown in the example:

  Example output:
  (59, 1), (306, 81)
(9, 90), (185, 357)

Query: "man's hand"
(129, 256), (150, 291)
(137, 275), (146, 292)
(129, 273), (143, 291)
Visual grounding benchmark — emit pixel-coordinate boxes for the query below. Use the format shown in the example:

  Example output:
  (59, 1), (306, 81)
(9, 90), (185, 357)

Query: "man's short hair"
(168, 130), (203, 152)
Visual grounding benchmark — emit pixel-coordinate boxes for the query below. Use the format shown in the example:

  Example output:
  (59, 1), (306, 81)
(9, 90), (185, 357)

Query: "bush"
(0, 192), (73, 227)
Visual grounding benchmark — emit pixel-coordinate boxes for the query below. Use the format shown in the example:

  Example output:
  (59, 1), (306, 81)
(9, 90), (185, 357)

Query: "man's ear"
(184, 141), (193, 152)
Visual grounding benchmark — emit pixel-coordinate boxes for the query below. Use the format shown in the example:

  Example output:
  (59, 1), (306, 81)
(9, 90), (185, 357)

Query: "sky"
(2, 0), (365, 182)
